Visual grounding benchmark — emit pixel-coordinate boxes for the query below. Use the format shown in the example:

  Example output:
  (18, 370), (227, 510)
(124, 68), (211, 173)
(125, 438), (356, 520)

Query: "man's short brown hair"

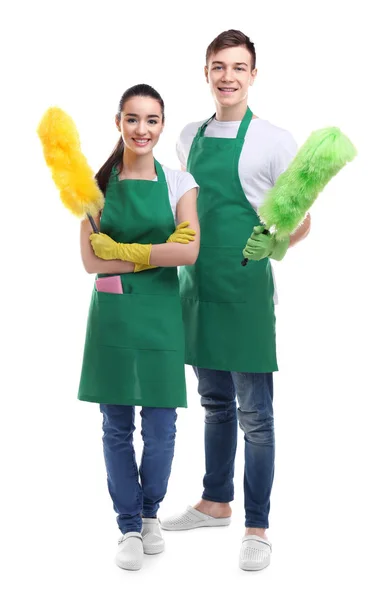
(206, 30), (256, 70)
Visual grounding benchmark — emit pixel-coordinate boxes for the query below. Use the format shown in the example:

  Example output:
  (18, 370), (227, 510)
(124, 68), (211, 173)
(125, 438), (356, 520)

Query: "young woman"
(78, 84), (200, 571)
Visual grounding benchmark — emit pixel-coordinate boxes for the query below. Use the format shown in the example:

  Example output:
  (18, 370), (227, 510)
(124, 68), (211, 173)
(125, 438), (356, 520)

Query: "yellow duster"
(37, 107), (104, 228)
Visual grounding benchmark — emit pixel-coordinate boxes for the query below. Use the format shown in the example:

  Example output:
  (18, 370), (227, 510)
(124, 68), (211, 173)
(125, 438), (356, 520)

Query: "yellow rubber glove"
(90, 232), (152, 264)
(166, 221), (196, 244)
(134, 221), (196, 273)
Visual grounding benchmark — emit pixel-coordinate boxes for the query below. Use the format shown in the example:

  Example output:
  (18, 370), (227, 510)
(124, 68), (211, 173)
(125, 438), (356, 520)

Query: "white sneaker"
(142, 518), (165, 554)
(161, 505), (231, 531)
(239, 535), (272, 571)
(115, 532), (143, 571)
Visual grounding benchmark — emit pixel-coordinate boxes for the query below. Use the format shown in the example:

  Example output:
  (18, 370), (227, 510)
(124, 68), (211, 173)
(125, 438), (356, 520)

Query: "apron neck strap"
(198, 114), (216, 138)
(154, 159), (165, 182)
(236, 107), (253, 139)
(197, 106), (253, 140)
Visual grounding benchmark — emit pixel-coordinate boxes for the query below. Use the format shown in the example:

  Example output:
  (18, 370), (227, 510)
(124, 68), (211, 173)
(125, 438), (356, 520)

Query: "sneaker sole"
(143, 545), (165, 555)
(239, 559), (271, 571)
(115, 560), (142, 571)
(161, 518), (231, 531)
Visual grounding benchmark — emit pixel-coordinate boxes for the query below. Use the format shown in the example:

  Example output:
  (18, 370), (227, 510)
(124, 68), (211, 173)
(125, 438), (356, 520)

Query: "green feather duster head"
(258, 127), (357, 240)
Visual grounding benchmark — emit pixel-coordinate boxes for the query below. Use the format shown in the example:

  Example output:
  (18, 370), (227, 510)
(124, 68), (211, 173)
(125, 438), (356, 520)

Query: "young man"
(161, 30), (311, 571)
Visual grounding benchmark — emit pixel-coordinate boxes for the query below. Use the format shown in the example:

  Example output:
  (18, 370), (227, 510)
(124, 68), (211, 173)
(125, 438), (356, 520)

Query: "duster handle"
(87, 214), (99, 233)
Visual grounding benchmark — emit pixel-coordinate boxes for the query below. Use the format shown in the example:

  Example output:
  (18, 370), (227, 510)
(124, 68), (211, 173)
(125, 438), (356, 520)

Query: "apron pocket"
(91, 291), (183, 351)
(183, 246), (253, 303)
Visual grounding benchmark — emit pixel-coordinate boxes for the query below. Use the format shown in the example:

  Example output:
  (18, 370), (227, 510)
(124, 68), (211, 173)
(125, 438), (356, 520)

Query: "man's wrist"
(269, 235), (290, 261)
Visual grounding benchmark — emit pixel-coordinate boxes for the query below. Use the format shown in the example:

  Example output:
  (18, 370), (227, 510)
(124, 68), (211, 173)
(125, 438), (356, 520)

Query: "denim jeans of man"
(194, 368), (274, 529)
(99, 404), (177, 534)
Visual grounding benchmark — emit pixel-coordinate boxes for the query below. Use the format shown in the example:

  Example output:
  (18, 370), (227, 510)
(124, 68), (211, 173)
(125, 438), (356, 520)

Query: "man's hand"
(243, 226), (290, 262)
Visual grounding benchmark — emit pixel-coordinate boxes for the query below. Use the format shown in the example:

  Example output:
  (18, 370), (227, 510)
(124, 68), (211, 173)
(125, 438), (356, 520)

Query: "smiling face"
(116, 96), (164, 155)
(205, 45), (257, 110)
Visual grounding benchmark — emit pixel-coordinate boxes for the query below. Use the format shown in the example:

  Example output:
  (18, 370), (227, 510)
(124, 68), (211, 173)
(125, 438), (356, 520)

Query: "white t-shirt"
(176, 117), (297, 304)
(154, 165), (198, 224)
(176, 117), (297, 211)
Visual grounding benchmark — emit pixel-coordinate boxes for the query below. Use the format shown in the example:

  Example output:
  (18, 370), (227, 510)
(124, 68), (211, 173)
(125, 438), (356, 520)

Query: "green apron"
(78, 160), (187, 407)
(180, 107), (278, 373)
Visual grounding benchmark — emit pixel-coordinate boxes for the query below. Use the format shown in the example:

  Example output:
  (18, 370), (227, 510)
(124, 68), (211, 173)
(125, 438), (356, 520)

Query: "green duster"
(259, 127), (357, 240)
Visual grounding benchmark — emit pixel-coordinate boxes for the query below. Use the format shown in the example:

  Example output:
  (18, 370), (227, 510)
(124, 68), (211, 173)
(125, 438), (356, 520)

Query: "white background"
(1, 0), (379, 598)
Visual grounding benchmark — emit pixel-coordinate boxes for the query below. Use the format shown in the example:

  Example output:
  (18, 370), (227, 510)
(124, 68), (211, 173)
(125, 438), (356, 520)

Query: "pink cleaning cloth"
(95, 275), (123, 294)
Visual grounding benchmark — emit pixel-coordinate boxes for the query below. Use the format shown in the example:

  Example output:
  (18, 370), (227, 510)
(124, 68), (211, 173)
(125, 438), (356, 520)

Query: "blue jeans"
(99, 404), (177, 534)
(194, 368), (274, 529)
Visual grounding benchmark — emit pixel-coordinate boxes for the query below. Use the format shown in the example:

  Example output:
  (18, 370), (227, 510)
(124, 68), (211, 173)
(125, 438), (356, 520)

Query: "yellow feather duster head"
(37, 107), (104, 219)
